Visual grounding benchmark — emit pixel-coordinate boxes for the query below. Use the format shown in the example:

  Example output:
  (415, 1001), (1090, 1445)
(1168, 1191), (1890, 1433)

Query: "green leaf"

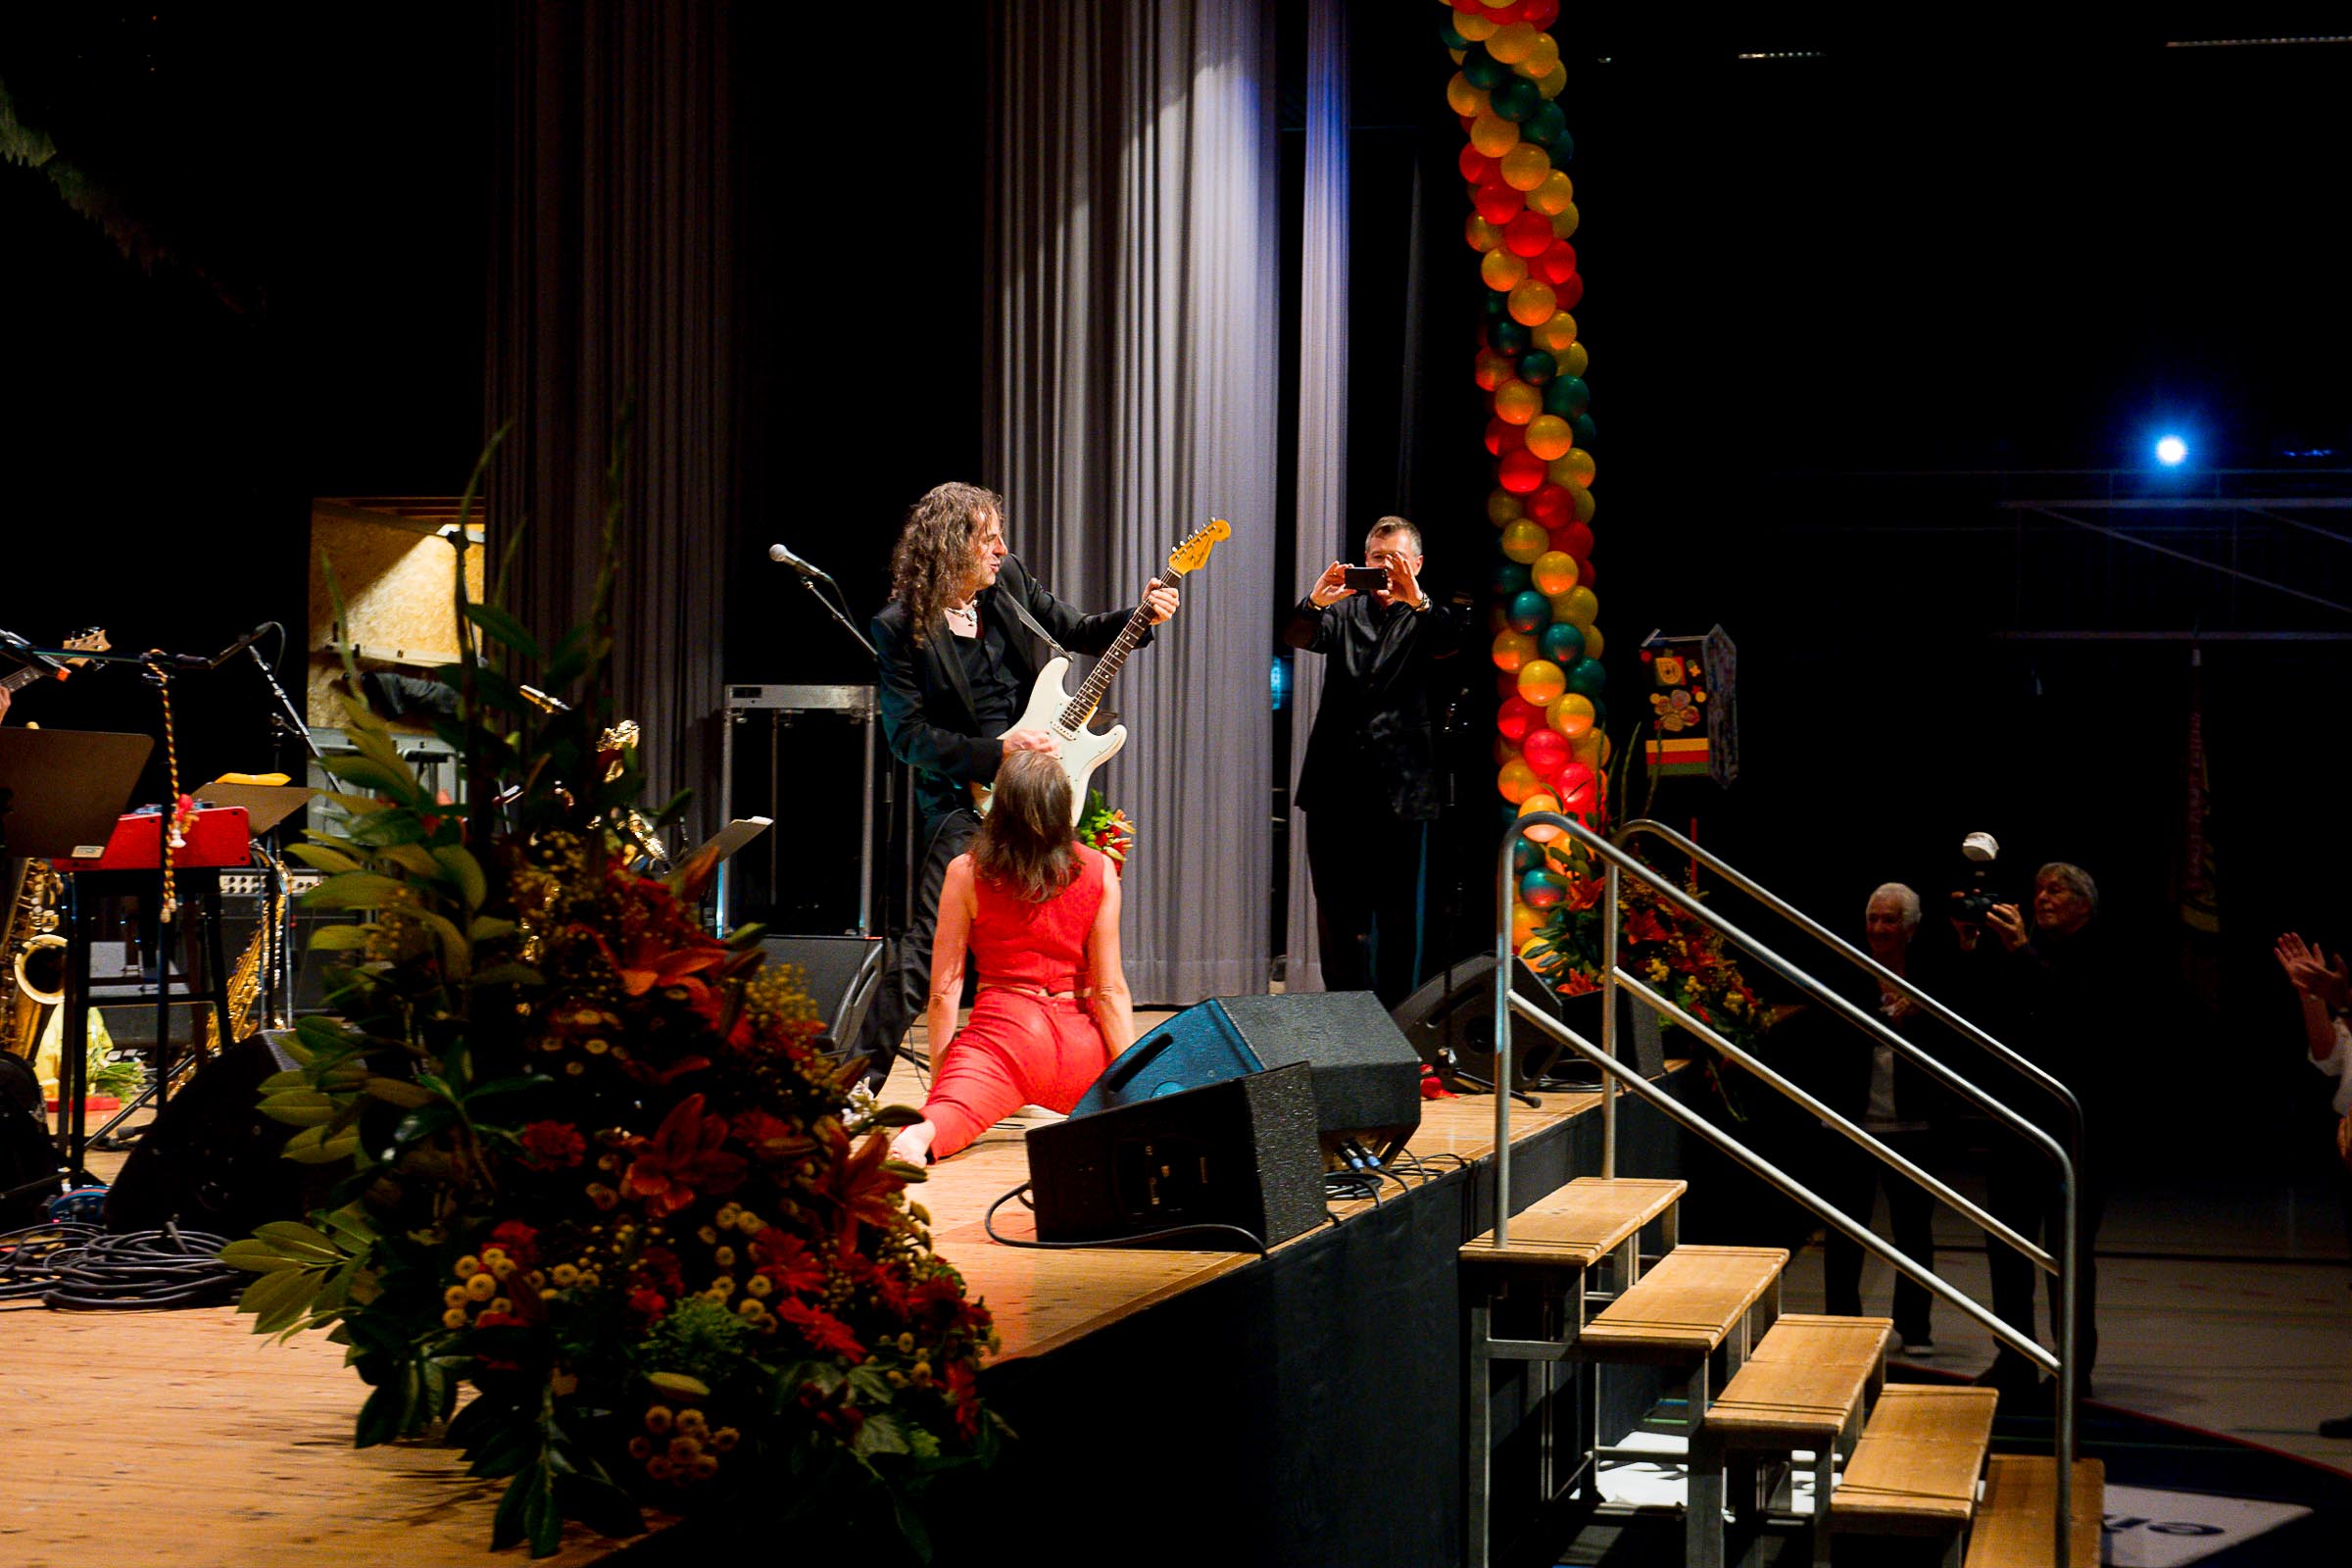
(552, 1469), (644, 1543)
(258, 1089), (337, 1127)
(377, 842), (447, 883)
(283, 1122), (365, 1164)
(284, 842), (363, 874)
(238, 1265), (322, 1334)
(252, 1220), (342, 1259)
(461, 1073), (551, 1104)
(854, 1409), (911, 1457)
(219, 1240), (306, 1273)
(467, 914), (518, 942)
(363, 1076), (439, 1109)
(465, 603), (545, 663)
(468, 962), (545, 988)
(319, 756), (424, 805)
(355, 1366), (417, 1448)
(412, 907), (472, 980)
(307, 923), (373, 954)
(432, 846), (489, 910)
(305, 871), (413, 912)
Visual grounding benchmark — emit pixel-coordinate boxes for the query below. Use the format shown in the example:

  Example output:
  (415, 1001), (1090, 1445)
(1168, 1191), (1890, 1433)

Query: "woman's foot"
(890, 1120), (937, 1166)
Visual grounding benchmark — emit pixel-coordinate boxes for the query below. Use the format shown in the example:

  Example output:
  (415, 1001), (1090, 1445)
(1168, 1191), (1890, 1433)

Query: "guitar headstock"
(62, 626), (110, 662)
(1167, 518), (1232, 575)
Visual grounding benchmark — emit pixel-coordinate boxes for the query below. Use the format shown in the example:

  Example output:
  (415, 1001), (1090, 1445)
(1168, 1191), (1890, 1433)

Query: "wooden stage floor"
(0, 1062), (1607, 1567)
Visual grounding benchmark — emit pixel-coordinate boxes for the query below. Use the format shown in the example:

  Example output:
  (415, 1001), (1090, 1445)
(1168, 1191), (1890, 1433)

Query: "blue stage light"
(2155, 434), (2188, 466)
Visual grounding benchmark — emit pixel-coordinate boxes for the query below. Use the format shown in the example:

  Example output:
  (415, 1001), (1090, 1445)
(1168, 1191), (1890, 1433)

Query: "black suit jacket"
(1283, 594), (1468, 822)
(872, 555), (1145, 823)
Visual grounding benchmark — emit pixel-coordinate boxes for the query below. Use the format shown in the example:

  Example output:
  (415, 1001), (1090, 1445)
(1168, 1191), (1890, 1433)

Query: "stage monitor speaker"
(0, 1054), (61, 1229)
(1026, 1062), (1326, 1249)
(1069, 992), (1422, 1156)
(758, 935), (885, 1053)
(104, 1032), (328, 1238)
(1391, 953), (1587, 1090)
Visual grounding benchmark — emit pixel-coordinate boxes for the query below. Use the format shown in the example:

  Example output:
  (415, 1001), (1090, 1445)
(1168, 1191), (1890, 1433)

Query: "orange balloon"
(1552, 200), (1581, 240)
(1549, 691), (1595, 738)
(1469, 113), (1520, 158)
(1446, 73), (1487, 118)
(1582, 622), (1605, 660)
(1525, 415), (1575, 462)
(1571, 481), (1597, 523)
(1494, 379), (1542, 424)
(1557, 448), (1595, 487)
(1570, 727), (1605, 766)
(1530, 550), (1579, 597)
(1486, 488), (1524, 526)
(1518, 792), (1565, 844)
(1465, 214), (1503, 253)
(1492, 628), (1536, 672)
(1508, 278), (1556, 326)
(1517, 658), (1566, 706)
(1486, 22), (1541, 65)
(1529, 171), (1576, 217)
(1497, 758), (1540, 805)
(1537, 63), (1567, 99)
(1480, 247), (1529, 292)
(1559, 341), (1590, 379)
(1531, 312), (1579, 354)
(1498, 141), (1551, 192)
(1453, 9), (1499, 42)
(1559, 585), (1599, 626)
(1473, 348), (1512, 390)
(1500, 518), (1548, 564)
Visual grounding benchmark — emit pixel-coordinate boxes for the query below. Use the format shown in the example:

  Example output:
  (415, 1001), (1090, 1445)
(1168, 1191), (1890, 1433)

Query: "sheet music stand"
(199, 779), (313, 1024)
(0, 730), (153, 1200)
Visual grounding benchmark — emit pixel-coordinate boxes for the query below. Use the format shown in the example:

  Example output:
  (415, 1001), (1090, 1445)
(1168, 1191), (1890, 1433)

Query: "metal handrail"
(1492, 812), (2080, 1568)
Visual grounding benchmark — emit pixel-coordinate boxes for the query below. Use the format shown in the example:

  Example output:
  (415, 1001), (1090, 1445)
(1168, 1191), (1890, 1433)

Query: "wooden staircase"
(1463, 1176), (2103, 1568)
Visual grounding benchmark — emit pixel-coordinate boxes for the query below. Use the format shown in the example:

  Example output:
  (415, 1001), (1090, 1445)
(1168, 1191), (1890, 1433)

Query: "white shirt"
(2319, 1018), (2352, 1116)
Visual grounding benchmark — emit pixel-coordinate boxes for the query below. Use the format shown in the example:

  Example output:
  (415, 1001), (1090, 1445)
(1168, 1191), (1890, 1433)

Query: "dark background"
(4, 10), (2347, 1175)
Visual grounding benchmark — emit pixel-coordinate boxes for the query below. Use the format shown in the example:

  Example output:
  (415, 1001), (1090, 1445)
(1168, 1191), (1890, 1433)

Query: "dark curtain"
(486, 0), (739, 838)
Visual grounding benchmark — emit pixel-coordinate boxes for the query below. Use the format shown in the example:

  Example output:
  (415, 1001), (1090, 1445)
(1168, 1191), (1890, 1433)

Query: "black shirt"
(953, 618), (1024, 738)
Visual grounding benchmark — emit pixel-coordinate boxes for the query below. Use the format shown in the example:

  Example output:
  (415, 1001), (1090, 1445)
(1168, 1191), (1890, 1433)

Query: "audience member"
(2274, 930), (2352, 1440)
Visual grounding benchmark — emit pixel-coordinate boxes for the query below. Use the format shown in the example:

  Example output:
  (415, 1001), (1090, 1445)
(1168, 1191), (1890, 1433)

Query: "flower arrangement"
(221, 485), (999, 1557)
(1075, 788), (1132, 873)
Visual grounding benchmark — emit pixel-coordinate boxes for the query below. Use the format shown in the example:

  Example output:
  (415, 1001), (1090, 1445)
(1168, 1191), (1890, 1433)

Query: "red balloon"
(1485, 1), (1528, 22)
(1497, 448), (1547, 494)
(1526, 482), (1572, 526)
(1556, 520), (1594, 558)
(1504, 210), (1554, 260)
(1557, 760), (1599, 813)
(1458, 145), (1497, 185)
(1554, 271), (1584, 311)
(1484, 416), (1527, 457)
(1473, 178), (1524, 227)
(1536, 240), (1578, 287)
(1524, 0), (1560, 24)
(1522, 727), (1570, 776)
(1496, 695), (1544, 742)
(1496, 670), (1523, 700)
(1572, 554), (1594, 586)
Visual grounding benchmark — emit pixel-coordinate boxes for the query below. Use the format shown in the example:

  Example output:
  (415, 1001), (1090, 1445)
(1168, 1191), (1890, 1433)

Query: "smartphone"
(1342, 564), (1391, 593)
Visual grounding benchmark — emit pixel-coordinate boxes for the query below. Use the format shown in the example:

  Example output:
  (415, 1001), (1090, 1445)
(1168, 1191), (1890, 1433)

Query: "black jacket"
(1283, 593), (1468, 821)
(872, 555), (1145, 822)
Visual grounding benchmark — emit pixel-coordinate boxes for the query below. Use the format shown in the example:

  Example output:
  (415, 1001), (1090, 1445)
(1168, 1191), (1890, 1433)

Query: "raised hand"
(2277, 931), (2352, 1010)
(1307, 560), (1354, 610)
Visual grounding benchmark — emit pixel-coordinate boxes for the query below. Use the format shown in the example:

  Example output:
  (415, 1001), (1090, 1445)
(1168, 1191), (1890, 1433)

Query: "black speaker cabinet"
(1027, 1063), (1326, 1250)
(758, 935), (885, 1051)
(105, 1032), (327, 1237)
(1391, 953), (1592, 1090)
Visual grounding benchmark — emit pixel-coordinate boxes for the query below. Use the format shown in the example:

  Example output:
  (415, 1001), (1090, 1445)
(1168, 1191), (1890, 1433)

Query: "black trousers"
(1304, 804), (1428, 1008)
(1985, 1151), (2104, 1386)
(853, 807), (980, 1084)
(1821, 1127), (1936, 1343)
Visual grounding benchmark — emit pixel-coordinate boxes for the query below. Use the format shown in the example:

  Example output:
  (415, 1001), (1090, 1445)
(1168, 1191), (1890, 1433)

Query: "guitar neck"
(1, 663), (52, 697)
(1056, 565), (1184, 730)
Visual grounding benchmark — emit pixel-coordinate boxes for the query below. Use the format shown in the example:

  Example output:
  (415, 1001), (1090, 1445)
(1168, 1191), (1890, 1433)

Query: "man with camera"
(1284, 516), (1467, 1004)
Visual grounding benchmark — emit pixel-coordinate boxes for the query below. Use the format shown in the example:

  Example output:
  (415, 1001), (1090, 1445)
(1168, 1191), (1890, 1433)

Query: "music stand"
(198, 780), (313, 1025)
(686, 815), (772, 872)
(0, 730), (153, 1202)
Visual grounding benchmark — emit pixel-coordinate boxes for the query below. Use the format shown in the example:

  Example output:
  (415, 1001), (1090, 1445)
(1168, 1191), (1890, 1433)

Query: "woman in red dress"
(890, 750), (1134, 1163)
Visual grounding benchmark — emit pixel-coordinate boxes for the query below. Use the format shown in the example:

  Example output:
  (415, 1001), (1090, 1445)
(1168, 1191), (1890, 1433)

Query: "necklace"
(944, 598), (979, 638)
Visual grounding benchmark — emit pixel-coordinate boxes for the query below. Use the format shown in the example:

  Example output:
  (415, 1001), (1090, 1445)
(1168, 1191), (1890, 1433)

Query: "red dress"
(921, 844), (1113, 1159)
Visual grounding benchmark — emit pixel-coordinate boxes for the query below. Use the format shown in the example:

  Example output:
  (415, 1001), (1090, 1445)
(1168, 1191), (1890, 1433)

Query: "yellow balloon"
(1517, 658), (1566, 706)
(1559, 340), (1589, 378)
(1549, 691), (1595, 739)
(1498, 758), (1540, 805)
(1469, 113), (1520, 158)
(1572, 482), (1597, 523)
(1557, 448), (1595, 487)
(1582, 622), (1604, 660)
(1446, 73), (1486, 119)
(1487, 489), (1525, 526)
(1508, 277), (1556, 327)
(1465, 213), (1503, 253)
(1498, 141), (1551, 193)
(1538, 62), (1567, 99)
(1560, 585), (1599, 626)
(1494, 379), (1542, 425)
(1453, 9), (1499, 42)
(1449, 47), (1466, 66)
(1552, 200), (1581, 240)
(1480, 246), (1529, 292)
(1530, 550), (1579, 597)
(1486, 22), (1541, 65)
(1494, 735), (1521, 766)
(1531, 311), (1578, 354)
(1524, 33), (1561, 74)
(1544, 455), (1587, 490)
(1474, 348), (1512, 390)
(1518, 792), (1565, 843)
(1570, 727), (1605, 766)
(1525, 415), (1575, 462)
(1530, 171), (1575, 216)
(1545, 589), (1581, 623)
(1511, 902), (1546, 949)
(1489, 606), (1511, 636)
(1491, 628), (1536, 672)
(1500, 519), (1549, 564)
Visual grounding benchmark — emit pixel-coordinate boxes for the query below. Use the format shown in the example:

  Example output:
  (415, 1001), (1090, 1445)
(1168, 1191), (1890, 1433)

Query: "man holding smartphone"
(1284, 516), (1467, 1004)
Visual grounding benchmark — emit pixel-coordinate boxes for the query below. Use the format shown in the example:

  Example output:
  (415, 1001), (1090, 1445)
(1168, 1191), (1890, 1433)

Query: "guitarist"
(858, 482), (1178, 1087)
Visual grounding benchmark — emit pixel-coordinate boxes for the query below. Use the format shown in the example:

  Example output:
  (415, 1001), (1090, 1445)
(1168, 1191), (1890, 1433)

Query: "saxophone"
(3, 858), (68, 1059)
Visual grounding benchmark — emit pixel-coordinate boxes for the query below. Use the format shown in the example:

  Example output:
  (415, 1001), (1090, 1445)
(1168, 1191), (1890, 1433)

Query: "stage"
(0, 1055), (1695, 1568)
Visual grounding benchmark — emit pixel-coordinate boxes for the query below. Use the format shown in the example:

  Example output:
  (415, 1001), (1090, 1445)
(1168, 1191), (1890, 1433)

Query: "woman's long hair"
(971, 751), (1079, 903)
(889, 481), (1004, 648)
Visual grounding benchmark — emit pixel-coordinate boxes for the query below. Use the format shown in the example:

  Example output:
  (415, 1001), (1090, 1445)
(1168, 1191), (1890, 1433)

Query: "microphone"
(767, 542), (834, 581)
(208, 622), (274, 670)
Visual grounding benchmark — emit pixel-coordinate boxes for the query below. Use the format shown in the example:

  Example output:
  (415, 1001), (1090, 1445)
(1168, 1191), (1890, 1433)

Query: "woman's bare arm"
(926, 857), (977, 1057)
(1085, 858), (1135, 1060)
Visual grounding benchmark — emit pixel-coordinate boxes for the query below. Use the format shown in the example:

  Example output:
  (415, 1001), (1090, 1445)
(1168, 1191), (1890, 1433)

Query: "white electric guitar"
(972, 518), (1231, 826)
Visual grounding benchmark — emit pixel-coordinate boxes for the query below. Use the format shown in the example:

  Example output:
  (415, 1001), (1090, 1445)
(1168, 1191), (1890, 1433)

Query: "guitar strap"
(992, 579), (1069, 670)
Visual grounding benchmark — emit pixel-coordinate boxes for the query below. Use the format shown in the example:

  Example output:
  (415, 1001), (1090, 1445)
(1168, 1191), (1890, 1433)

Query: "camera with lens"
(1950, 831), (2001, 921)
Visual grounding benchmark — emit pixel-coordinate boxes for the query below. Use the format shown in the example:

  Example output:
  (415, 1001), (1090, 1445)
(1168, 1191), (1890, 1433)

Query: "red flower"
(731, 1109), (814, 1164)
(775, 1298), (866, 1363)
(750, 1230), (827, 1296)
(621, 1095), (747, 1217)
(943, 1358), (981, 1441)
(815, 1125), (907, 1250)
(634, 1246), (684, 1294)
(487, 1220), (540, 1268)
(516, 1121), (586, 1172)
(626, 1288), (668, 1319)
(910, 1272), (969, 1334)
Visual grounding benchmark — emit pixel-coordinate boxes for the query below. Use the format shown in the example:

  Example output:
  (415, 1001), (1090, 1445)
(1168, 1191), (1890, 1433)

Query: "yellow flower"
(465, 1272), (497, 1301)
(488, 1297), (512, 1315)
(710, 1427), (740, 1453)
(552, 1263), (579, 1288)
(645, 1406), (674, 1435)
(645, 1456), (674, 1482)
(444, 1286), (468, 1308)
(627, 1436), (652, 1460)
(666, 1435), (702, 1463)
(746, 1275), (772, 1298)
(712, 1246), (735, 1267)
(454, 1254), (481, 1279)
(441, 1307), (468, 1330)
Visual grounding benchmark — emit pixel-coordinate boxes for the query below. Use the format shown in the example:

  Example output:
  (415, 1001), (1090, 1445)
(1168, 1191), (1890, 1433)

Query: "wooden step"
(1828, 1385), (1998, 1537)
(1963, 1455), (2105, 1568)
(1460, 1177), (1687, 1271)
(1577, 1244), (1787, 1365)
(1702, 1314), (1890, 1450)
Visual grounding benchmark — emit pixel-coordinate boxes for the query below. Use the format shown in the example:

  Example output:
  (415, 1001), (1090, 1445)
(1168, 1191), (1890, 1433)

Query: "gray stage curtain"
(484, 0), (736, 840)
(986, 1), (1279, 1004)
(1283, 0), (1350, 994)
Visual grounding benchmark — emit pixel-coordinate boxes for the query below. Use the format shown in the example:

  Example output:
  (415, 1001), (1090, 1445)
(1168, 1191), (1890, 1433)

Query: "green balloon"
(1508, 589), (1550, 633)
(1438, 16), (1469, 50)
(1483, 289), (1510, 319)
(1493, 560), (1533, 596)
(1523, 102), (1568, 150)
(1572, 413), (1597, 447)
(1460, 45), (1510, 92)
(1550, 129), (1575, 164)
(1565, 657), (1607, 697)
(1540, 620), (1586, 663)
(1518, 349), (1556, 386)
(1490, 318), (1531, 356)
(1552, 375), (1591, 416)
(1490, 77), (1541, 124)
(1513, 837), (1544, 873)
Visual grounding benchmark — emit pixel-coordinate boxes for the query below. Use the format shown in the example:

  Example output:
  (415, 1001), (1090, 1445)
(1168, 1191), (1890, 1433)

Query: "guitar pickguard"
(970, 655), (1128, 826)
